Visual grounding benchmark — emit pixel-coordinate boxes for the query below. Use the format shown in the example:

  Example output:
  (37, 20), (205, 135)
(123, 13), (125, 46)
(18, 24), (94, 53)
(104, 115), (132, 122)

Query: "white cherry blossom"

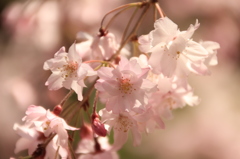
(14, 123), (70, 159)
(13, 124), (42, 155)
(44, 43), (95, 101)
(200, 40), (220, 66)
(139, 17), (209, 78)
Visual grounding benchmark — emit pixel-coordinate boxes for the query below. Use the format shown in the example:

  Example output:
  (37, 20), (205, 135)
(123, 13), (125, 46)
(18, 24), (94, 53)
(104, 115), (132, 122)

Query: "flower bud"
(52, 105), (62, 116)
(91, 112), (107, 137)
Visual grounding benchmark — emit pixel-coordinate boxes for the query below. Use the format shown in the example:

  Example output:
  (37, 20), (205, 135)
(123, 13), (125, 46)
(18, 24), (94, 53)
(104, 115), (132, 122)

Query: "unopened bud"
(91, 113), (107, 137)
(114, 56), (121, 65)
(52, 105), (62, 116)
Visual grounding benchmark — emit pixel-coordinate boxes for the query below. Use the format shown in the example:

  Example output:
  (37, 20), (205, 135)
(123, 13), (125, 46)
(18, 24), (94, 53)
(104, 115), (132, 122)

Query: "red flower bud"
(52, 105), (62, 116)
(91, 113), (107, 137)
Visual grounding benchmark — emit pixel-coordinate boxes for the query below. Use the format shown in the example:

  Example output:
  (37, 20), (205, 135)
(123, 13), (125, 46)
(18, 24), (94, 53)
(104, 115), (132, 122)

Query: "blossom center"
(62, 61), (78, 78)
(118, 77), (135, 95)
(115, 115), (133, 132)
(43, 121), (51, 130)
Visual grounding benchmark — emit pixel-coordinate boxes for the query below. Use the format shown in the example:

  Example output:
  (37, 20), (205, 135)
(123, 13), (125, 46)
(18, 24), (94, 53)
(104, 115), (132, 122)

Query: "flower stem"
(105, 6), (133, 30)
(61, 100), (79, 119)
(100, 2), (143, 30)
(64, 78), (97, 122)
(84, 60), (115, 68)
(92, 90), (99, 113)
(68, 140), (76, 159)
(109, 3), (150, 61)
(59, 89), (75, 107)
(153, 2), (158, 21)
(84, 60), (105, 64)
(121, 6), (139, 47)
(155, 3), (165, 18)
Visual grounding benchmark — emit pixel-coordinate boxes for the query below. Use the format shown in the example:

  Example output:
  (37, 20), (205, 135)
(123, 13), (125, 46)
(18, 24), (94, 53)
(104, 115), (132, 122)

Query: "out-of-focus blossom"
(64, 0), (123, 29)
(2, 0), (61, 51)
(8, 78), (36, 109)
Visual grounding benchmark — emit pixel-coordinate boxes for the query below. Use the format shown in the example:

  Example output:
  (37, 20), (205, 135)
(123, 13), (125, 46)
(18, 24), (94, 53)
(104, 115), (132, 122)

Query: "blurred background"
(1, 0), (240, 159)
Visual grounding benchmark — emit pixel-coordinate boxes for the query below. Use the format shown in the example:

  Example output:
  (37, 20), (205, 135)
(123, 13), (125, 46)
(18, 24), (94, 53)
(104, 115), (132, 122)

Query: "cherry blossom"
(23, 105), (78, 144)
(14, 123), (70, 159)
(95, 57), (157, 113)
(75, 32), (118, 61)
(44, 43), (95, 101)
(139, 17), (209, 78)
(148, 76), (199, 119)
(99, 107), (164, 150)
(14, 105), (79, 158)
(99, 109), (140, 150)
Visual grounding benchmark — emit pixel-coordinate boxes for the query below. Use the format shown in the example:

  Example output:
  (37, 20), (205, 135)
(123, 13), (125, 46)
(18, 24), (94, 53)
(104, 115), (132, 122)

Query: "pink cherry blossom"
(139, 17), (209, 78)
(95, 57), (157, 113)
(44, 43), (95, 101)
(23, 105), (78, 144)
(99, 109), (140, 150)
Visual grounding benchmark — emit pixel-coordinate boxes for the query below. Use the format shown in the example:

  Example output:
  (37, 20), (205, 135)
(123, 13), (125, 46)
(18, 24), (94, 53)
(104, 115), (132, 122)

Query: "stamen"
(114, 115), (133, 132)
(118, 77), (135, 95)
(59, 58), (79, 79)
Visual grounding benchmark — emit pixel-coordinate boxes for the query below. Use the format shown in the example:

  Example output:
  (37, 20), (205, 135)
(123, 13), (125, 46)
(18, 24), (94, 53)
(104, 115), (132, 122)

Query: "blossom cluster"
(13, 1), (219, 159)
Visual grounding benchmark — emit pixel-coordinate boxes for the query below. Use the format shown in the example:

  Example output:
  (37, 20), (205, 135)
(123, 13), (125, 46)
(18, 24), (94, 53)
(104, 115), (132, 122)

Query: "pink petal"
(71, 81), (83, 101)
(45, 73), (63, 90)
(111, 131), (128, 151)
(151, 17), (178, 46)
(68, 43), (82, 62)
